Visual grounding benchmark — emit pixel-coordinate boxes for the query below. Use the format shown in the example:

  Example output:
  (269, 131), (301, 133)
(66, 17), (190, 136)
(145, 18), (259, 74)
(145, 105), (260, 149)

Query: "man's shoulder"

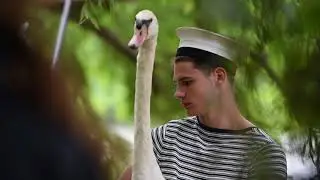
(154, 116), (197, 129)
(152, 116), (198, 135)
(251, 127), (281, 145)
(151, 116), (197, 145)
(251, 129), (287, 179)
(250, 127), (286, 160)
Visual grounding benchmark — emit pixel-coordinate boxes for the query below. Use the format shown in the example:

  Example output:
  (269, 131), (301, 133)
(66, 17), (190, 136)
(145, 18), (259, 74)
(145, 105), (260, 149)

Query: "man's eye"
(182, 80), (193, 86)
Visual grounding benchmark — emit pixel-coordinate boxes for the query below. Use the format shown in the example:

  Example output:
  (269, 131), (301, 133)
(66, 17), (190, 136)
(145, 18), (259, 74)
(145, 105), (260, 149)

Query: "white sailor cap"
(175, 27), (242, 62)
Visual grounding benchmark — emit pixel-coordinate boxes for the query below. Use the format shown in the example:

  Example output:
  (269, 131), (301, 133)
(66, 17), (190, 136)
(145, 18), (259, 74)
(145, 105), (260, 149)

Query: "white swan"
(128, 10), (165, 180)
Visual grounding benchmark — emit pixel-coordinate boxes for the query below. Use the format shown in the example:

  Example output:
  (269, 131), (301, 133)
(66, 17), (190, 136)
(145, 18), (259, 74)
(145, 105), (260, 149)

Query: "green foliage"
(29, 0), (320, 176)
(35, 0), (320, 135)
(77, 0), (198, 124)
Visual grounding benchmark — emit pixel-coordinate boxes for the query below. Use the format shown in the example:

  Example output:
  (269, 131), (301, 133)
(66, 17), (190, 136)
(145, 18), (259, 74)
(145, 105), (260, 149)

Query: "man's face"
(173, 60), (220, 116)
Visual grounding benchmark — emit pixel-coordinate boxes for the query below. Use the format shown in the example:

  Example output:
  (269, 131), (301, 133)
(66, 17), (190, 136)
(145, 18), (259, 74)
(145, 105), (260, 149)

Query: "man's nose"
(174, 90), (185, 99)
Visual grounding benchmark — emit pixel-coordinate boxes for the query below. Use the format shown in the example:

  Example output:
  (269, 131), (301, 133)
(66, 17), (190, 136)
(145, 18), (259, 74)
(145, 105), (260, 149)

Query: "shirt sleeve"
(151, 124), (167, 159)
(249, 143), (287, 180)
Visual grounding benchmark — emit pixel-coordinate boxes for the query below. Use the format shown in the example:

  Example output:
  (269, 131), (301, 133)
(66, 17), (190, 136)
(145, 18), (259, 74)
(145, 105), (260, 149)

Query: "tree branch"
(81, 20), (137, 62)
(48, 3), (162, 92)
(77, 20), (162, 93)
(47, 1), (138, 62)
(250, 51), (282, 89)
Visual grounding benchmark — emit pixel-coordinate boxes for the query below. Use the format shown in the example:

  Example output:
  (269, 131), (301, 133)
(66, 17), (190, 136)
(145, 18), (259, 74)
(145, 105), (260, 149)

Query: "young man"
(120, 27), (287, 180)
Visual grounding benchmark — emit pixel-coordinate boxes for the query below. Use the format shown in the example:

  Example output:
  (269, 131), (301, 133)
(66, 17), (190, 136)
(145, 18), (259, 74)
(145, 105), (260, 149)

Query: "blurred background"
(24, 0), (320, 179)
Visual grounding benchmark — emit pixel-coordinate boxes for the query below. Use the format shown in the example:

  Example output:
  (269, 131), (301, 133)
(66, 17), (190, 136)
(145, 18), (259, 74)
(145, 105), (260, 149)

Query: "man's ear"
(212, 67), (227, 83)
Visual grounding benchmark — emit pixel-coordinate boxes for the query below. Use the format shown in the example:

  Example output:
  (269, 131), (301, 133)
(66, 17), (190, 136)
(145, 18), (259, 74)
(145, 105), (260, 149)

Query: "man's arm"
(249, 143), (287, 179)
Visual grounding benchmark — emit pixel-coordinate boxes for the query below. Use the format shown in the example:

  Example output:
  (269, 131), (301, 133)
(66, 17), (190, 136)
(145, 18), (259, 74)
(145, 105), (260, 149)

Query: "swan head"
(128, 9), (158, 49)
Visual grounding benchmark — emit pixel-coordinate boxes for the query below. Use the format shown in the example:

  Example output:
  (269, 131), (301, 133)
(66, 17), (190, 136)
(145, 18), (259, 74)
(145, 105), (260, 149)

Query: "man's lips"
(182, 103), (192, 108)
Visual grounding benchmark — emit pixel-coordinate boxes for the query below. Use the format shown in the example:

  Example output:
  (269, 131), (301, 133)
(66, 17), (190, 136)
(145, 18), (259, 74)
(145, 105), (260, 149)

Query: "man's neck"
(198, 95), (253, 131)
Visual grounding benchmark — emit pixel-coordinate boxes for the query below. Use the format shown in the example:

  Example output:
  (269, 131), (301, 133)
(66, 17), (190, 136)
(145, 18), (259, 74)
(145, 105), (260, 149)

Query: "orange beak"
(128, 27), (147, 49)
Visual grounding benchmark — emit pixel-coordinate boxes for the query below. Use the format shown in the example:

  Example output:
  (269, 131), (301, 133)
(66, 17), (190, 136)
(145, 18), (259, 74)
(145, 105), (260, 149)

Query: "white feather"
(128, 9), (165, 180)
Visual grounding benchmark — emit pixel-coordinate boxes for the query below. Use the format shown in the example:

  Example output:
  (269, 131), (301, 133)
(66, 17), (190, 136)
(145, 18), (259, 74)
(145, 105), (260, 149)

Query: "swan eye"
(143, 18), (153, 27)
(135, 18), (153, 30)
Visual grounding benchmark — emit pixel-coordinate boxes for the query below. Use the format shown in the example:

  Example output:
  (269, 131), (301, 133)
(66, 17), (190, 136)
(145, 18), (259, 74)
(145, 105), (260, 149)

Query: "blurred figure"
(0, 0), (114, 179)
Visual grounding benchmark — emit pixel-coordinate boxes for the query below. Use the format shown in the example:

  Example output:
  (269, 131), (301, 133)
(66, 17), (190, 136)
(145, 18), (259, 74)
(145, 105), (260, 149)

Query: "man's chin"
(185, 110), (199, 117)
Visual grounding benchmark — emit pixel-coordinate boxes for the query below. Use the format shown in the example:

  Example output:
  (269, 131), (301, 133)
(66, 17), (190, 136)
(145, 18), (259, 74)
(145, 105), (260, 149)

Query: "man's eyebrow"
(173, 77), (192, 83)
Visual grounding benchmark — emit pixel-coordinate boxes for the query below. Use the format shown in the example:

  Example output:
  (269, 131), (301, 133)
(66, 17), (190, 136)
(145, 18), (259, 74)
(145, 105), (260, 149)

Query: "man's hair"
(175, 56), (237, 84)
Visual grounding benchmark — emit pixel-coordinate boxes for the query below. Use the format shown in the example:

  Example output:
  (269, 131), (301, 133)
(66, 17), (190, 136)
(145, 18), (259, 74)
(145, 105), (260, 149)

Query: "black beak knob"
(135, 20), (143, 30)
(136, 24), (142, 30)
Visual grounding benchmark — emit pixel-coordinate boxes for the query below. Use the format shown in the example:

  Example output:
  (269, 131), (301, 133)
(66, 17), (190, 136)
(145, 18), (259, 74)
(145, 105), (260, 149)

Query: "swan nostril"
(135, 19), (143, 30)
(129, 44), (138, 50)
(136, 23), (142, 30)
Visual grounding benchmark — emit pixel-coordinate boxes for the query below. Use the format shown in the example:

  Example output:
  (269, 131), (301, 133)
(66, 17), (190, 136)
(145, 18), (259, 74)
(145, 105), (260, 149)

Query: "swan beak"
(128, 29), (147, 49)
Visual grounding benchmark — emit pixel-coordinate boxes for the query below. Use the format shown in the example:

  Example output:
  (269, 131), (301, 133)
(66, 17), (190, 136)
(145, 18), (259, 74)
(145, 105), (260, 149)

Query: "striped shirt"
(151, 116), (287, 180)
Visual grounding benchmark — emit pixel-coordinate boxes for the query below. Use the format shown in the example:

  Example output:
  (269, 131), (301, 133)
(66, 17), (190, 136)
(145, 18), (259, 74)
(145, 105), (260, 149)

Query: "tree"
(26, 0), (320, 178)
